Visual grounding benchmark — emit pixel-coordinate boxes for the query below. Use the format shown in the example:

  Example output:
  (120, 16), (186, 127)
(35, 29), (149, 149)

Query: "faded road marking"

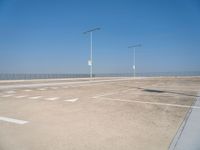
(15, 95), (28, 98)
(0, 117), (28, 125)
(38, 88), (47, 91)
(95, 97), (200, 109)
(24, 89), (32, 92)
(64, 98), (79, 102)
(29, 96), (42, 100)
(1, 94), (13, 98)
(5, 90), (16, 94)
(45, 97), (60, 101)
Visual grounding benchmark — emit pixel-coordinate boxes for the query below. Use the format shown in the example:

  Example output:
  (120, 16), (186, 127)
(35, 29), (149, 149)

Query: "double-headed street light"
(128, 44), (142, 79)
(83, 28), (100, 78)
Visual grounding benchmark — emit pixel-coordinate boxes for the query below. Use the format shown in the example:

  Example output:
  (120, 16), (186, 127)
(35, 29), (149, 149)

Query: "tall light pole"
(128, 44), (142, 79)
(83, 27), (100, 78)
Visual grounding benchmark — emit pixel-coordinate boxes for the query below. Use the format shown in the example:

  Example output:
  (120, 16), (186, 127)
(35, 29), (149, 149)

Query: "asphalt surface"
(0, 77), (200, 150)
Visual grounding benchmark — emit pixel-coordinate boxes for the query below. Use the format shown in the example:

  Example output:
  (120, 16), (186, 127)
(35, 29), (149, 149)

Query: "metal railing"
(0, 72), (199, 80)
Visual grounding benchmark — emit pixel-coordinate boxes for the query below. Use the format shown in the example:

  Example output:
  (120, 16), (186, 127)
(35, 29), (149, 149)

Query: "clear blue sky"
(0, 0), (200, 74)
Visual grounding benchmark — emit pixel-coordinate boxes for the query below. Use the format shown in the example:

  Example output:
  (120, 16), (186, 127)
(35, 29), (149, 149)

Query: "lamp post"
(83, 28), (100, 78)
(128, 44), (142, 79)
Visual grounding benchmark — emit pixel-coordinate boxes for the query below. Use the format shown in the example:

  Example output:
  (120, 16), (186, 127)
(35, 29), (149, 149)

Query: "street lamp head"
(83, 27), (101, 34)
(128, 44), (142, 48)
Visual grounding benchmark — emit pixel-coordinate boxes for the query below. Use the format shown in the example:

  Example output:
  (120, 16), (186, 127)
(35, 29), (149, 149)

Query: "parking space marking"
(29, 96), (43, 100)
(5, 90), (16, 94)
(64, 98), (79, 102)
(1, 94), (13, 98)
(24, 89), (32, 92)
(95, 97), (200, 109)
(0, 117), (28, 125)
(38, 88), (47, 91)
(15, 95), (28, 98)
(45, 97), (60, 101)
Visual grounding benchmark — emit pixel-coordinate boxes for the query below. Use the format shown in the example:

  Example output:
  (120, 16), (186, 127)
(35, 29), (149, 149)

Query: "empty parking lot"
(0, 77), (200, 150)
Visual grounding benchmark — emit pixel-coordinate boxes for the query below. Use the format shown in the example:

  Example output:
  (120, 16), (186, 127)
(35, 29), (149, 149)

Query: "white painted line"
(64, 98), (79, 102)
(95, 97), (200, 109)
(1, 94), (13, 98)
(15, 95), (28, 98)
(24, 89), (32, 92)
(45, 97), (60, 101)
(29, 96), (42, 100)
(5, 90), (16, 94)
(38, 88), (47, 91)
(0, 117), (28, 125)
